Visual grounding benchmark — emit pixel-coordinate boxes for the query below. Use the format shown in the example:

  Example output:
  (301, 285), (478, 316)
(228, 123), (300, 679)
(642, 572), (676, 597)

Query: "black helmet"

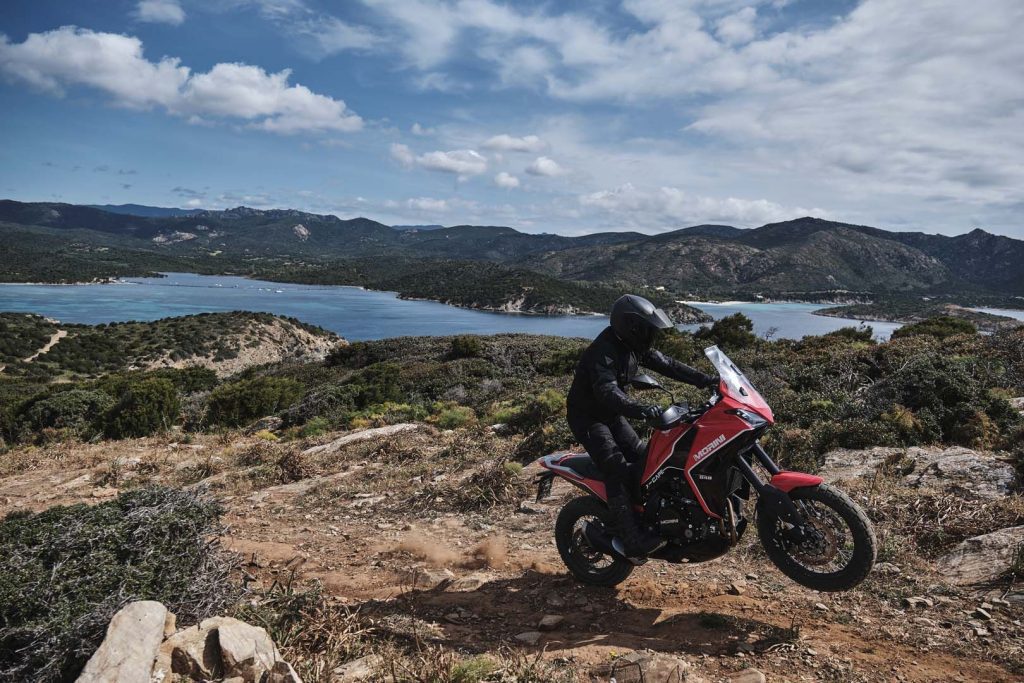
(610, 294), (674, 352)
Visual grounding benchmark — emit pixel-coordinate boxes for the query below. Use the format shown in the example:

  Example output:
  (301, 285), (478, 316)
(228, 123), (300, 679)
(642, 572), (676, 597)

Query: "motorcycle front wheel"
(555, 496), (634, 587)
(757, 484), (876, 592)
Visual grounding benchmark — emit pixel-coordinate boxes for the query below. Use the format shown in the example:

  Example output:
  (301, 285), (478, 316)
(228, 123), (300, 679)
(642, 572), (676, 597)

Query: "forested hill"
(1, 200), (1023, 300)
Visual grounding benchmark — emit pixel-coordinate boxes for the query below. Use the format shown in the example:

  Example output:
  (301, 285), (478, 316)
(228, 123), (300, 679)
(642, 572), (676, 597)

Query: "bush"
(0, 487), (236, 682)
(16, 389), (114, 440)
(206, 376), (304, 427)
(299, 416), (331, 438)
(450, 335), (483, 359)
(891, 316), (976, 340)
(695, 313), (757, 350)
(103, 377), (180, 439)
(432, 404), (476, 429)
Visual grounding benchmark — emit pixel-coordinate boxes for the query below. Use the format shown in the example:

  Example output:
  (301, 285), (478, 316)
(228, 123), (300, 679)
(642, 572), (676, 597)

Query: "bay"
(0, 272), (902, 341)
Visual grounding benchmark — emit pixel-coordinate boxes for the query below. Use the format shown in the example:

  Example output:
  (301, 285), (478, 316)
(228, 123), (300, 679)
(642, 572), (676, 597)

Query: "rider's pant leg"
(568, 415), (632, 499)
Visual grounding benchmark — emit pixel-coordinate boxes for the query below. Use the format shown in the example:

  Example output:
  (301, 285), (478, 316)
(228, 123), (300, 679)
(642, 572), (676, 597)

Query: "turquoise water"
(0, 273), (902, 341)
(971, 307), (1024, 322)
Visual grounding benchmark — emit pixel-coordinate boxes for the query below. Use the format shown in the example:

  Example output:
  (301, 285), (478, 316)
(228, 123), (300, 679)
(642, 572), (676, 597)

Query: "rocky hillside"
(0, 312), (343, 382)
(1, 318), (1023, 680)
(3, 201), (1024, 302)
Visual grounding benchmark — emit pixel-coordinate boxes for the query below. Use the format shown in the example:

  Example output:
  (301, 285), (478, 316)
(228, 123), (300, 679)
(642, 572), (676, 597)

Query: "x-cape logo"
(694, 434), (727, 464)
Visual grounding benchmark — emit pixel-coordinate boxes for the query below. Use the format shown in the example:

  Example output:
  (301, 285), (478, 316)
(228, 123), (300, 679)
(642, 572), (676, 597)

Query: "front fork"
(736, 442), (808, 542)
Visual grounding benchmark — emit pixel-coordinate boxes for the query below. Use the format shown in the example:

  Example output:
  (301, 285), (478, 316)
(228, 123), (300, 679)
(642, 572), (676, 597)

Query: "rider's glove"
(640, 404), (663, 421)
(700, 373), (720, 389)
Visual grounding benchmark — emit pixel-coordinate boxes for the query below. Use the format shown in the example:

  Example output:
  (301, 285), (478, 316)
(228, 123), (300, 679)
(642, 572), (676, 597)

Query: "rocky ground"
(1, 426), (1022, 682)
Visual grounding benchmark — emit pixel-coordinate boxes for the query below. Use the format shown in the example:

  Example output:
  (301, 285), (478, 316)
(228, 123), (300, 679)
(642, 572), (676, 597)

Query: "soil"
(2, 429), (1021, 682)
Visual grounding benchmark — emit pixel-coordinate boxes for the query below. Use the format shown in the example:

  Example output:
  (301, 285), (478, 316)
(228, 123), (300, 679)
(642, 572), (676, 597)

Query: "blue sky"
(1, 0), (1021, 237)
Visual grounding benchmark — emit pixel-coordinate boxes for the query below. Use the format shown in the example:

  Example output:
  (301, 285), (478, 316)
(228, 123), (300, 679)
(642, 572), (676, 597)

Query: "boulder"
(333, 654), (384, 682)
(601, 651), (707, 683)
(303, 423), (420, 456)
(160, 617), (227, 680)
(77, 601), (168, 683)
(1010, 397), (1024, 415)
(821, 446), (1016, 498)
(729, 669), (767, 683)
(217, 618), (283, 679)
(537, 614), (564, 631)
(514, 631), (543, 645)
(245, 416), (284, 435)
(935, 525), (1024, 585)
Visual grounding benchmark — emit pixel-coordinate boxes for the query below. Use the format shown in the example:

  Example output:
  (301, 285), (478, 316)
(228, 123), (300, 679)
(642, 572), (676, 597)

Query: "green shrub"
(16, 389), (114, 440)
(432, 403), (476, 429)
(206, 376), (304, 427)
(695, 313), (757, 350)
(103, 377), (180, 439)
(822, 325), (875, 343)
(0, 487), (235, 682)
(450, 335), (484, 359)
(299, 416), (331, 438)
(537, 346), (583, 375)
(493, 388), (566, 433)
(891, 316), (976, 340)
(150, 366), (219, 393)
(349, 362), (403, 408)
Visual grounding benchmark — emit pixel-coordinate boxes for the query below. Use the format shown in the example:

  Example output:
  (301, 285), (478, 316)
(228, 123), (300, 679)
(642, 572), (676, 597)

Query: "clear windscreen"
(704, 345), (769, 412)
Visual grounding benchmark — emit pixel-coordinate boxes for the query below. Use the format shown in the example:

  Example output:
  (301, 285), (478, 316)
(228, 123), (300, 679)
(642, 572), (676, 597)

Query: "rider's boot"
(607, 493), (666, 559)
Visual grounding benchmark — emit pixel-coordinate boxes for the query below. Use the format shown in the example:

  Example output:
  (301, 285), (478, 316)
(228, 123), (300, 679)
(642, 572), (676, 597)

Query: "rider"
(567, 294), (718, 559)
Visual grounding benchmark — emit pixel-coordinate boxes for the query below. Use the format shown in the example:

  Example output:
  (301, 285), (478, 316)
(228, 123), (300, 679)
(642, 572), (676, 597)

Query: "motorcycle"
(535, 345), (876, 591)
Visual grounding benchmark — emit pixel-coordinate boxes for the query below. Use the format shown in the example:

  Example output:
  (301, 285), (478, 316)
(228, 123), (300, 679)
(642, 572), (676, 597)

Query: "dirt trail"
(1, 431), (1021, 682)
(23, 329), (67, 362)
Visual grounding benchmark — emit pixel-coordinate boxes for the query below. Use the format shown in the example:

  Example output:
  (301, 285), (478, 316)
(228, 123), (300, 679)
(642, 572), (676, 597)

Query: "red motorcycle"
(536, 345), (876, 591)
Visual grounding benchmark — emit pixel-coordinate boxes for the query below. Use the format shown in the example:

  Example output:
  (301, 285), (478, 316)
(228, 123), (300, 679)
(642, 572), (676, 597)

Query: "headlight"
(732, 408), (768, 427)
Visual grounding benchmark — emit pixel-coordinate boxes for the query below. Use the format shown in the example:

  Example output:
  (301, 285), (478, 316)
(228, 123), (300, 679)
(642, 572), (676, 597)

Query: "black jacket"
(567, 326), (711, 422)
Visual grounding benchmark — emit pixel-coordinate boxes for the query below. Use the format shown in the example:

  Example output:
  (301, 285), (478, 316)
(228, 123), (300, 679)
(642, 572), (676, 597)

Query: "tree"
(104, 377), (180, 439)
(696, 313), (757, 350)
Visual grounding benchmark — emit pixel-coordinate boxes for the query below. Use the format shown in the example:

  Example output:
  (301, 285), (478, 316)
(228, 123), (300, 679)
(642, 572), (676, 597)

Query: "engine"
(648, 476), (716, 544)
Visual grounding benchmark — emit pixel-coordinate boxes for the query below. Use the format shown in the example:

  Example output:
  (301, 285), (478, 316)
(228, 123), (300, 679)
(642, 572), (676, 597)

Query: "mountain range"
(1, 199), (1021, 299)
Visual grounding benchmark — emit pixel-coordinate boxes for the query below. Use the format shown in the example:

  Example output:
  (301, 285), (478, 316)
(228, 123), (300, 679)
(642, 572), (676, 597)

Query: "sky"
(0, 0), (1022, 237)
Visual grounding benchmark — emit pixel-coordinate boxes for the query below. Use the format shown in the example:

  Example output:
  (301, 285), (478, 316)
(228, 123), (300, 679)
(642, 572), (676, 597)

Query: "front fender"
(770, 471), (823, 493)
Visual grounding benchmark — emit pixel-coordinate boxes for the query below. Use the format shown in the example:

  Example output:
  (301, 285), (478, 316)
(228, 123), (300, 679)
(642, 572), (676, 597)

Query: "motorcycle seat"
(560, 454), (605, 481)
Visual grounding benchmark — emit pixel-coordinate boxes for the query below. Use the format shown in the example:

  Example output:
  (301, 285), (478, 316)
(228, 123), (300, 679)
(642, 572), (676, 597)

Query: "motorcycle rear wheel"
(757, 484), (876, 592)
(555, 496), (634, 587)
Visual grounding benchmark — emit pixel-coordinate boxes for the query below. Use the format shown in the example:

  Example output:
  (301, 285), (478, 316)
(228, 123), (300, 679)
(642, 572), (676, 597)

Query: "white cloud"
(494, 172), (520, 188)
(0, 26), (362, 134)
(346, 0), (1024, 230)
(526, 156), (566, 177)
(715, 7), (757, 45)
(181, 63), (362, 133)
(296, 16), (380, 55)
(482, 134), (545, 153)
(390, 142), (415, 167)
(407, 197), (449, 211)
(416, 149), (487, 176)
(135, 0), (186, 26)
(411, 122), (434, 136)
(579, 183), (827, 229)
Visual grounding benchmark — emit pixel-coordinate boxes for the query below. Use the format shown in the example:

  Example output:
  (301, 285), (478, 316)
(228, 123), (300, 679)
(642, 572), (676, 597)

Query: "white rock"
(514, 631), (542, 645)
(936, 526), (1024, 585)
(821, 446), (1016, 498)
(604, 651), (707, 683)
(538, 614), (564, 631)
(729, 668), (767, 683)
(77, 601), (167, 683)
(217, 617), (284, 679)
(303, 423), (420, 456)
(333, 654), (383, 681)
